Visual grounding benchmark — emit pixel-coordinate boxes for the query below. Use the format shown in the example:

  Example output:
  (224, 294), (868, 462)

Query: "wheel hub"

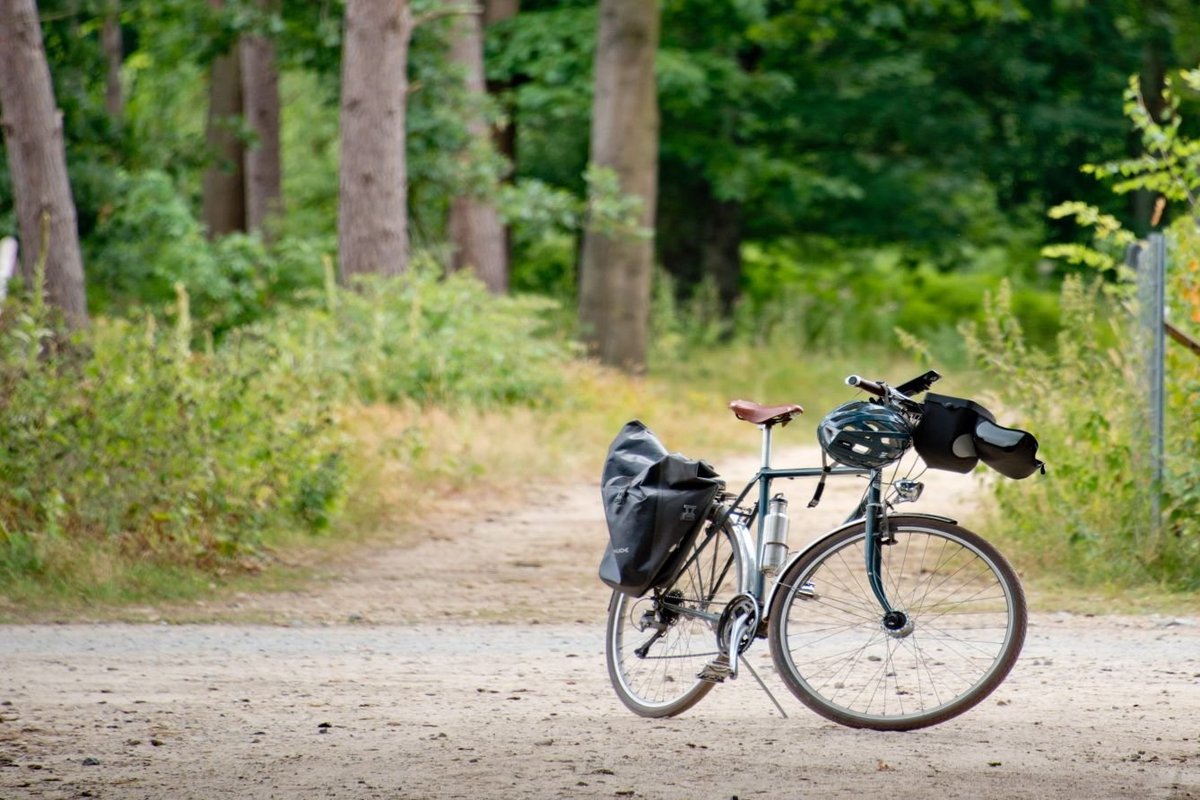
(882, 610), (914, 638)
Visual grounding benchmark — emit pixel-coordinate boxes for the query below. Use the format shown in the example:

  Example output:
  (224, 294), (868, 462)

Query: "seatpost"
(759, 424), (774, 469)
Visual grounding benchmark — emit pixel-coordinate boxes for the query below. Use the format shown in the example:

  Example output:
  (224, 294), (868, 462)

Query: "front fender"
(762, 512), (959, 615)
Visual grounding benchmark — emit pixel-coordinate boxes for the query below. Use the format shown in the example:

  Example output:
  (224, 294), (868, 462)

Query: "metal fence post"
(1131, 233), (1166, 538)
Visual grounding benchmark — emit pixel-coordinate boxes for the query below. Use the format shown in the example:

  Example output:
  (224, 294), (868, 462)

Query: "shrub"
(967, 68), (1200, 589)
(263, 260), (573, 408)
(83, 168), (326, 336)
(738, 236), (1059, 356)
(0, 258), (574, 593)
(0, 285), (345, 584)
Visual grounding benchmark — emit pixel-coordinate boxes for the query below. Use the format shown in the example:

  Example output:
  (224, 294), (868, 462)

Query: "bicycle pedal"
(697, 658), (733, 683)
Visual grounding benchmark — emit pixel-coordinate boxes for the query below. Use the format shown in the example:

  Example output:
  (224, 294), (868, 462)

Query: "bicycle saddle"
(729, 400), (804, 427)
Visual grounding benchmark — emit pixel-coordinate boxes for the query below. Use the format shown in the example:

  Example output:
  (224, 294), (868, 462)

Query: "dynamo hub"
(882, 609), (914, 639)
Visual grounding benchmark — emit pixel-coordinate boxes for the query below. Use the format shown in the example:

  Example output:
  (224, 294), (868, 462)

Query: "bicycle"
(604, 371), (1034, 731)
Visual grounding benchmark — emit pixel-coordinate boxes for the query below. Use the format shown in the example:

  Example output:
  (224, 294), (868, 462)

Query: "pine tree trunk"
(578, 0), (660, 372)
(202, 0), (246, 239)
(338, 0), (411, 281)
(447, 6), (507, 293)
(0, 0), (89, 328)
(240, 0), (282, 239)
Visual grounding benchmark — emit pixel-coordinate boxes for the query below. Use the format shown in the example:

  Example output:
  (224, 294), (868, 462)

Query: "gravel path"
(1, 446), (1198, 799)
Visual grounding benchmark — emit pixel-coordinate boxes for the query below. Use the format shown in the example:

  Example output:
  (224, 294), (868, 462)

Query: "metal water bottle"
(761, 493), (789, 575)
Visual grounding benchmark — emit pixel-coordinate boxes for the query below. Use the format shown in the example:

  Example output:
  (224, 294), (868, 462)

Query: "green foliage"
(966, 271), (1200, 589)
(1041, 201), (1138, 274)
(0, 285), (346, 584)
(977, 67), (1200, 590)
(277, 71), (341, 243)
(0, 257), (573, 594)
(1083, 74), (1200, 209)
(737, 236), (1059, 355)
(269, 261), (572, 407)
(83, 169), (324, 335)
(503, 166), (651, 301)
(486, 6), (596, 192)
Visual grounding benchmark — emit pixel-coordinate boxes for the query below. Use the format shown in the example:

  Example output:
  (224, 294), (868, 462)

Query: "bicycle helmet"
(817, 401), (913, 469)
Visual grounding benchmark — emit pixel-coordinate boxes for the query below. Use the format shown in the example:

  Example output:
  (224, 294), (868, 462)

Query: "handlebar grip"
(846, 375), (886, 397)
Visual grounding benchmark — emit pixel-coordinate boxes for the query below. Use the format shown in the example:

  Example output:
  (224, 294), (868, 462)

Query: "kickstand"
(741, 658), (788, 720)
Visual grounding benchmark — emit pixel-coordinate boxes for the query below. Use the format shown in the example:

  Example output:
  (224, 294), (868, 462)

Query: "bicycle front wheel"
(768, 516), (1026, 731)
(606, 523), (742, 717)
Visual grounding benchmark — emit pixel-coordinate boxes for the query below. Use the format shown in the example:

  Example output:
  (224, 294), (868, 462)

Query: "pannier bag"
(598, 421), (724, 597)
(913, 393), (1044, 479)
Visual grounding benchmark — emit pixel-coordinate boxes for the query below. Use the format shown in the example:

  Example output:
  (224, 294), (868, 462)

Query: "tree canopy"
(1, 0), (1198, 332)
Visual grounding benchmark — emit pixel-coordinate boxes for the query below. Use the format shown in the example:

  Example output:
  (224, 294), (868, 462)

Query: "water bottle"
(761, 493), (789, 575)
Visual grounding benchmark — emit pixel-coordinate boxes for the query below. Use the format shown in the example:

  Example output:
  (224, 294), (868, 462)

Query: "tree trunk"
(338, 0), (412, 282)
(240, 0), (283, 239)
(1134, 31), (1167, 231)
(202, 0), (246, 239)
(0, 0), (89, 328)
(578, 0), (660, 372)
(483, 0), (518, 281)
(482, 0), (517, 25)
(447, 6), (507, 293)
(702, 197), (741, 315)
(102, 1), (123, 124)
(658, 167), (741, 315)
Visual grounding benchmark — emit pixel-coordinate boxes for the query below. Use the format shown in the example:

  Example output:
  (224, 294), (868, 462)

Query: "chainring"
(716, 593), (760, 656)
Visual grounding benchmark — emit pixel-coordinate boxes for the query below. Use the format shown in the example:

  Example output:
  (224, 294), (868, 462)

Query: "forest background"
(1, 0), (1200, 612)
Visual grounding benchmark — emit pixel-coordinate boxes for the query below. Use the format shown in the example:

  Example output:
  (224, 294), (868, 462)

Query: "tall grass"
(0, 262), (574, 607)
(965, 264), (1200, 591)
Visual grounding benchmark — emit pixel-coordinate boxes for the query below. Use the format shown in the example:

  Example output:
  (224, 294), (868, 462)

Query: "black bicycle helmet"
(817, 401), (913, 469)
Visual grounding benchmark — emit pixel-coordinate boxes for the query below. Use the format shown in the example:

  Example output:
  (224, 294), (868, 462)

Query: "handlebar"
(846, 371), (940, 415)
(846, 375), (886, 397)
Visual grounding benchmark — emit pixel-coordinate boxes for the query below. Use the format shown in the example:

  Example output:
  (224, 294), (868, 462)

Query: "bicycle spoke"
(606, 523), (743, 717)
(770, 521), (1025, 730)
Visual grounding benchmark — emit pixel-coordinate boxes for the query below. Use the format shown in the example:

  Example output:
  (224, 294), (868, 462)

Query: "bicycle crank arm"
(724, 614), (751, 679)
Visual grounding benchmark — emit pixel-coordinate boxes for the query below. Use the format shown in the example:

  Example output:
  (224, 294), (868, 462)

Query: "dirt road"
(1, 448), (1198, 799)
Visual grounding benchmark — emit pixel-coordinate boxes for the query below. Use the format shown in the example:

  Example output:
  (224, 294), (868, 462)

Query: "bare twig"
(1166, 320), (1200, 360)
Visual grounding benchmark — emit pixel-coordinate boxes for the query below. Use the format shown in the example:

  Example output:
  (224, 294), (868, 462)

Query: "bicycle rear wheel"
(768, 516), (1026, 731)
(605, 523), (742, 717)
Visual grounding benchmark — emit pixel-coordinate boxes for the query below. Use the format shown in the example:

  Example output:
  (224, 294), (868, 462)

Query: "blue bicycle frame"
(718, 421), (895, 612)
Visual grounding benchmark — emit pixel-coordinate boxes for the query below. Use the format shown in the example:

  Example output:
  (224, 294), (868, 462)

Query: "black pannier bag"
(598, 421), (723, 597)
(913, 393), (1044, 479)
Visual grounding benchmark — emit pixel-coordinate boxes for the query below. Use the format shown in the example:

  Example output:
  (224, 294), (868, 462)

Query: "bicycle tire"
(605, 522), (742, 717)
(768, 516), (1026, 731)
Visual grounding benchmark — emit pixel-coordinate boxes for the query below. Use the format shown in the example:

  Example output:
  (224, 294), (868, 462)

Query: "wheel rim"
(608, 528), (740, 714)
(777, 526), (1022, 726)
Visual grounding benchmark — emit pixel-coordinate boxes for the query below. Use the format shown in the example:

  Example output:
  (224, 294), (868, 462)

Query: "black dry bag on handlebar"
(913, 393), (1044, 479)
(973, 418), (1044, 479)
(913, 394), (997, 473)
(598, 421), (723, 597)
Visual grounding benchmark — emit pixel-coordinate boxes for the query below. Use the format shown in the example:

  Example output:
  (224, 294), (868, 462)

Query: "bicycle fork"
(863, 475), (895, 616)
(863, 472), (921, 637)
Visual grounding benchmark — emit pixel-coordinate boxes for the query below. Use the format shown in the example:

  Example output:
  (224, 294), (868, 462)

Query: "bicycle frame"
(711, 422), (895, 613)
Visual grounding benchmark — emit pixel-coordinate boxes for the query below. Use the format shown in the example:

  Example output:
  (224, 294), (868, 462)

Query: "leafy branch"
(1082, 73), (1200, 218)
